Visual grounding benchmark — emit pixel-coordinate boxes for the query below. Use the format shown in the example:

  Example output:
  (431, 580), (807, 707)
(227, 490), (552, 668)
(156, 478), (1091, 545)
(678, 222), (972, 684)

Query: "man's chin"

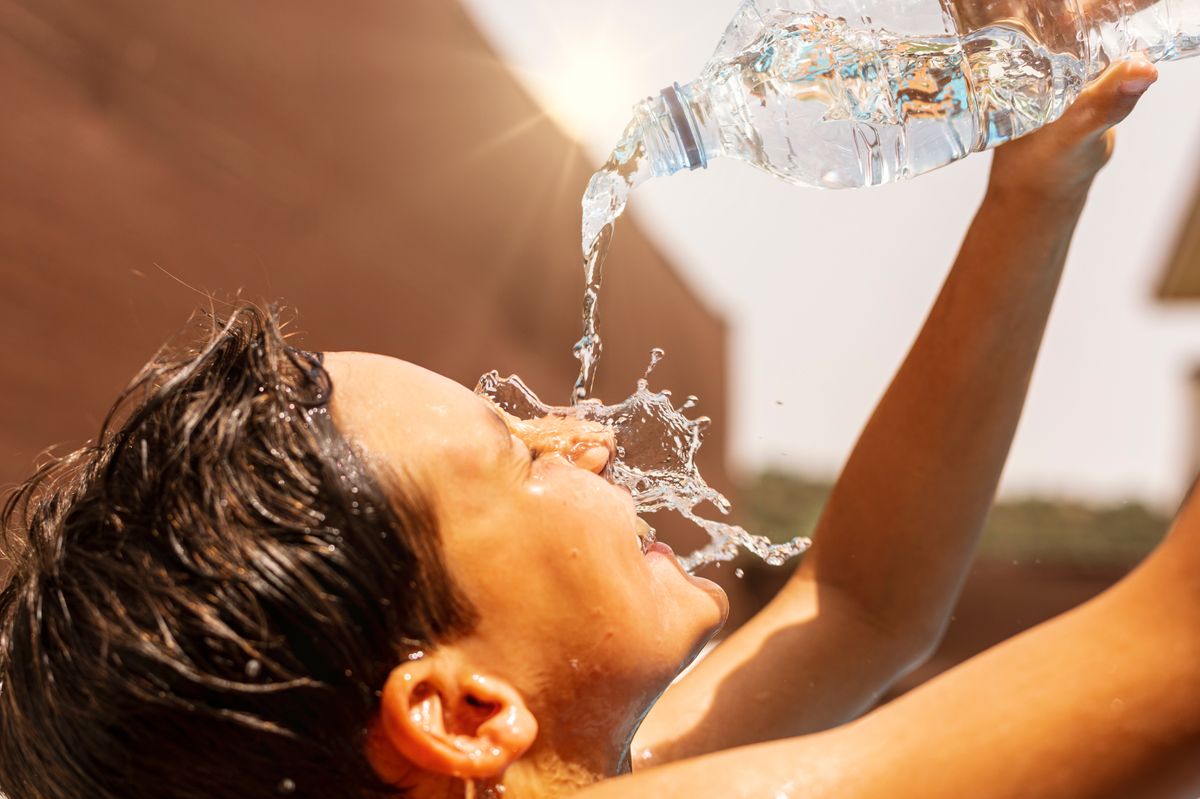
(688, 572), (730, 630)
(685, 581), (729, 667)
(670, 620), (724, 687)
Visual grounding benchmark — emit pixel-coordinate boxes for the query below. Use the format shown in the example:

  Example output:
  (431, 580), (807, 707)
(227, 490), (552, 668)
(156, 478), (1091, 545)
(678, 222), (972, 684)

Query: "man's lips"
(645, 539), (695, 580)
(646, 541), (674, 558)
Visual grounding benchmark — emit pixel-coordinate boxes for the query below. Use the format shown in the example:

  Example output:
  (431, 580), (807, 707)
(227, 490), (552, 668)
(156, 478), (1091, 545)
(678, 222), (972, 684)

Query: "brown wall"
(0, 0), (729, 557)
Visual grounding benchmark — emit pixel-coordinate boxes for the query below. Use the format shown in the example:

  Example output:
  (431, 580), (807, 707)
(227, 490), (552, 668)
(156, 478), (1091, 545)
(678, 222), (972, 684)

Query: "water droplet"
(774, 780), (797, 799)
(643, 348), (665, 380)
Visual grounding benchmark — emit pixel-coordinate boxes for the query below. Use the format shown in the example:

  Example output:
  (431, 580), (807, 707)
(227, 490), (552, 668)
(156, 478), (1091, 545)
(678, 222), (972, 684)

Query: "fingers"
(1065, 55), (1159, 137)
(986, 55), (1156, 196)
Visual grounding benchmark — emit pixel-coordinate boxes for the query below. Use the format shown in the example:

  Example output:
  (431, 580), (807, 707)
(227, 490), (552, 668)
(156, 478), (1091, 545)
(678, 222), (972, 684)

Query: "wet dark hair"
(0, 305), (476, 799)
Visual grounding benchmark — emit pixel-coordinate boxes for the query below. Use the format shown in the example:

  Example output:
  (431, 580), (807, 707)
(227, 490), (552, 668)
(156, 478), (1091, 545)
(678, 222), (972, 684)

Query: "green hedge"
(739, 470), (1168, 568)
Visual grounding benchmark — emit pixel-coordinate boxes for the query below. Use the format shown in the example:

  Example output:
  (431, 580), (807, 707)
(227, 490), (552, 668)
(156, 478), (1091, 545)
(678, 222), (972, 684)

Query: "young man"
(3, 56), (1195, 799)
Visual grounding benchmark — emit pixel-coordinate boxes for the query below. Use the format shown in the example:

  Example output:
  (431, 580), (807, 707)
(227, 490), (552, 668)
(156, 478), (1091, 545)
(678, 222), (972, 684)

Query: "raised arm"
(585, 480), (1200, 799)
(635, 56), (1161, 764)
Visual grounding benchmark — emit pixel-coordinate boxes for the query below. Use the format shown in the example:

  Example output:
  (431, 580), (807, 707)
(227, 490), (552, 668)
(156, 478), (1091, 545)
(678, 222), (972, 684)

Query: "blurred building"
(0, 1), (728, 556)
(1158, 178), (1200, 475)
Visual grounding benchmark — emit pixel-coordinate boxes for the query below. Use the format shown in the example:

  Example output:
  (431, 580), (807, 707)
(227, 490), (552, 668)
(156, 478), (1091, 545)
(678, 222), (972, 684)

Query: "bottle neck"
(635, 82), (709, 178)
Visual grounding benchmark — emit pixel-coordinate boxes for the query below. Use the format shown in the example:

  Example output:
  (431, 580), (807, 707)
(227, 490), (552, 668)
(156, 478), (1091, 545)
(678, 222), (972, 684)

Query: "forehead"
(322, 351), (506, 483)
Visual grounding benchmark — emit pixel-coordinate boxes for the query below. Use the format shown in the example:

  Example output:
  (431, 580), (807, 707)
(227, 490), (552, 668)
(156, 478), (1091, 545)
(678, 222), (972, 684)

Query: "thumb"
(1064, 55), (1158, 137)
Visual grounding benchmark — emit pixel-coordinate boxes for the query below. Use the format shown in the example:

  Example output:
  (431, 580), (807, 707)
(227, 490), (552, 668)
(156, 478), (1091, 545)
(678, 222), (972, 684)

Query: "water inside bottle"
(694, 13), (1090, 188)
(478, 354), (811, 572)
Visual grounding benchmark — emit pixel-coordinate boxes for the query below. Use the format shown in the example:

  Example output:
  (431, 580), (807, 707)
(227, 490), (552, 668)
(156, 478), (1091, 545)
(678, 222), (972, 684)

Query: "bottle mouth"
(634, 82), (709, 178)
(661, 82), (707, 171)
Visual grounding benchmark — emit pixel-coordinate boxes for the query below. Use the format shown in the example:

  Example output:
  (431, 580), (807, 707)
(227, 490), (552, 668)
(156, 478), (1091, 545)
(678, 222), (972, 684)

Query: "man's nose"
(510, 415), (614, 474)
(566, 439), (612, 474)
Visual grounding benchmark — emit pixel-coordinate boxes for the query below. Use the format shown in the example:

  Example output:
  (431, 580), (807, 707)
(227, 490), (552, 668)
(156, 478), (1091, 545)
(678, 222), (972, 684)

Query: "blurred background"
(1, 0), (1198, 699)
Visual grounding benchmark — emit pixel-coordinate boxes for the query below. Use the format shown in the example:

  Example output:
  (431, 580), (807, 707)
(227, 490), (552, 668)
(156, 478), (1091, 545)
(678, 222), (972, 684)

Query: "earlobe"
(373, 657), (538, 781)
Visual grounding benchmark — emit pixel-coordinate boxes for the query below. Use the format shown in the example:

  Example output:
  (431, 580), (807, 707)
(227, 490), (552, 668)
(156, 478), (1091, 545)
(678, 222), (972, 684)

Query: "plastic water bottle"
(574, 0), (1195, 404)
(636, 0), (1199, 188)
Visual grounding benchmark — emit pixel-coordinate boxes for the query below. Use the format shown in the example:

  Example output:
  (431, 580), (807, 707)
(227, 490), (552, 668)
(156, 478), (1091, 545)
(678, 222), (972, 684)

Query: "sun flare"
(511, 25), (644, 145)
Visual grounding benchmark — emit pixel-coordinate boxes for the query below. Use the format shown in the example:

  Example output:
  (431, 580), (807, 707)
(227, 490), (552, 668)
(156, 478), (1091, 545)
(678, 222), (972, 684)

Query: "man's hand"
(990, 55), (1158, 200)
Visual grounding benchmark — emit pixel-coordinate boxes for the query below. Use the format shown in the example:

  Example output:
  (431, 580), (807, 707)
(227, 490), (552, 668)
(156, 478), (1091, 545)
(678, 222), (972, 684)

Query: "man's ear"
(371, 655), (538, 781)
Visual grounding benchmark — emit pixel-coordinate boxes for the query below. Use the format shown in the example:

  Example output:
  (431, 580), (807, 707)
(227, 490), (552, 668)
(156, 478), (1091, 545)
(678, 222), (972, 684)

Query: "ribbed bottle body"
(647, 0), (1196, 188)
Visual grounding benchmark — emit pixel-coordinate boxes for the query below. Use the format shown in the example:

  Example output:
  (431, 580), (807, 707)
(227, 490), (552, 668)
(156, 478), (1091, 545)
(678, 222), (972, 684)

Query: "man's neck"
(404, 734), (628, 799)
(404, 756), (612, 799)
(499, 741), (627, 798)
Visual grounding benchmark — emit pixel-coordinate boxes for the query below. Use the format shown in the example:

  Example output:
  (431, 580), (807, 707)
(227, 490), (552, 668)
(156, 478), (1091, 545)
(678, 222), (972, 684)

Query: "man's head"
(0, 306), (726, 798)
(326, 352), (727, 785)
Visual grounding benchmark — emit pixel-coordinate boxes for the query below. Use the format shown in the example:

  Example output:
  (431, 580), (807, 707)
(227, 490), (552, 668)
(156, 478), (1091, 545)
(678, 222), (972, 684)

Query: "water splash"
(477, 355), (810, 572)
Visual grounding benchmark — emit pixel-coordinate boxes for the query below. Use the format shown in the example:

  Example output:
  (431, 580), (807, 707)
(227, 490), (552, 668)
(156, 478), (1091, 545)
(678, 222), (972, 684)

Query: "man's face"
(325, 353), (727, 728)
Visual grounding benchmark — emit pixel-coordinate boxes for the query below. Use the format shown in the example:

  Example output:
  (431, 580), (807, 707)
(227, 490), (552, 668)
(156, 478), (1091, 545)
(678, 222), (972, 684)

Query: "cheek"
(522, 469), (724, 639)
(518, 477), (656, 628)
(447, 480), (643, 624)
(446, 467), (709, 676)
(526, 465), (638, 560)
